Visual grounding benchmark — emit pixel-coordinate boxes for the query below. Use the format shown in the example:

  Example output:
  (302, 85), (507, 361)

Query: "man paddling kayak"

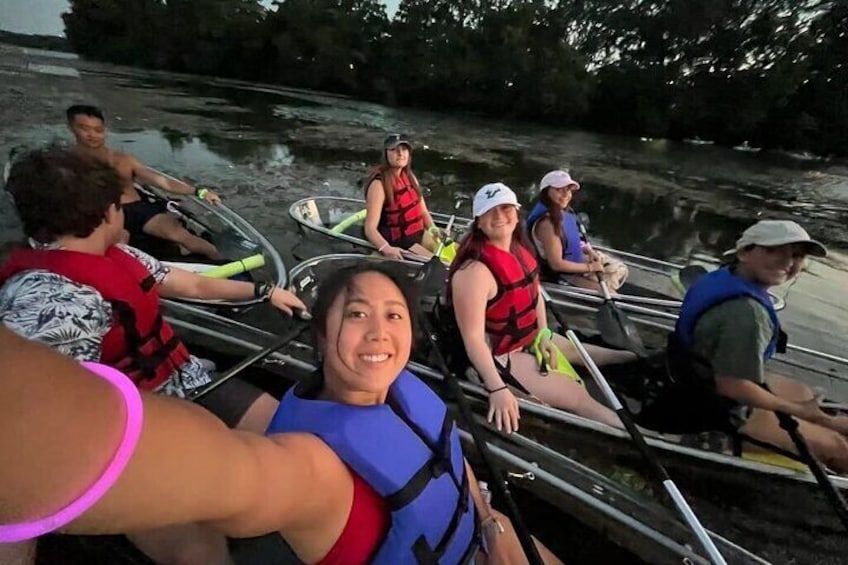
(0, 145), (307, 564)
(665, 220), (848, 472)
(66, 104), (223, 260)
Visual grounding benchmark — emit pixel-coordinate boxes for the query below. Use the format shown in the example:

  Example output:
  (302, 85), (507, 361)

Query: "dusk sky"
(0, 0), (402, 36)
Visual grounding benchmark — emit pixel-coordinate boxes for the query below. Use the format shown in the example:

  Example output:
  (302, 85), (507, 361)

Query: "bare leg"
(740, 409), (848, 473)
(0, 541), (36, 565)
(142, 213), (222, 260)
(233, 392), (279, 434)
(561, 273), (603, 293)
(506, 351), (621, 428)
(421, 229), (439, 253)
(765, 372), (848, 436)
(128, 522), (232, 565)
(551, 333), (637, 366)
(765, 372), (815, 402)
(475, 509), (563, 564)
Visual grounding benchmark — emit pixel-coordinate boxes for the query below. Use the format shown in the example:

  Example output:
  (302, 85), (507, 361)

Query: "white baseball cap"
(472, 183), (521, 218)
(723, 220), (827, 257)
(539, 170), (580, 192)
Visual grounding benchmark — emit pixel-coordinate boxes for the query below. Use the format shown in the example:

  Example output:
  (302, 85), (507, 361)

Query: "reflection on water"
(7, 117), (843, 265)
(26, 63), (80, 78)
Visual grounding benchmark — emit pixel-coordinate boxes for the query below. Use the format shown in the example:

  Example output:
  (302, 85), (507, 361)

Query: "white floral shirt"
(0, 243), (212, 397)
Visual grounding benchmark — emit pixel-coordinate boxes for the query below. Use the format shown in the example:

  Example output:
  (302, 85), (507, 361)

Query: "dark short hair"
(4, 145), (123, 241)
(311, 262), (418, 354)
(66, 104), (105, 123)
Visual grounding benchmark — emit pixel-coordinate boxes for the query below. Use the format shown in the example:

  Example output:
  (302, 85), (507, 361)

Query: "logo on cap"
(485, 187), (502, 199)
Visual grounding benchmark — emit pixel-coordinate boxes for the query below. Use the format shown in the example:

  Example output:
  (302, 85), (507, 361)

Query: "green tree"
(261, 0), (389, 94)
(64, 0), (166, 66)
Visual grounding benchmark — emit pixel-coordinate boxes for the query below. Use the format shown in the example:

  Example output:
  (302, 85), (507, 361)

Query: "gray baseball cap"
(723, 220), (827, 257)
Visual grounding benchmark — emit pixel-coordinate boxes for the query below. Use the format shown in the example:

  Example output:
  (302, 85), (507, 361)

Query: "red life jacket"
(478, 242), (540, 355)
(0, 246), (191, 390)
(366, 171), (425, 245)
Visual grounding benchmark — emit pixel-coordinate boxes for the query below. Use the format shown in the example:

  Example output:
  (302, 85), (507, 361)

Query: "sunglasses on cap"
(384, 134), (411, 149)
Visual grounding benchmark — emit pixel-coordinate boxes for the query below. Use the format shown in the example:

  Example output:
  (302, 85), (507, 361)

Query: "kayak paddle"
(570, 210), (647, 357)
(564, 327), (728, 565)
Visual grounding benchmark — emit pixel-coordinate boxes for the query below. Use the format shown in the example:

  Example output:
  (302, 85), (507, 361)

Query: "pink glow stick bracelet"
(0, 362), (143, 543)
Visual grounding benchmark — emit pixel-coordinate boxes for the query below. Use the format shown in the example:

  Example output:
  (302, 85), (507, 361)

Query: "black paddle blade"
(596, 302), (648, 357)
(416, 256), (449, 295)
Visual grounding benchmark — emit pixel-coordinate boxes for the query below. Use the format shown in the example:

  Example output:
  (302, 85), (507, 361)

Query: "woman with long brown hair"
(363, 134), (445, 260)
(450, 183), (635, 434)
(527, 170), (628, 292)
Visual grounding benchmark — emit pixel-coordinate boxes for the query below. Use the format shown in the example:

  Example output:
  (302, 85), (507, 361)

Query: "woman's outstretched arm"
(0, 325), (346, 540)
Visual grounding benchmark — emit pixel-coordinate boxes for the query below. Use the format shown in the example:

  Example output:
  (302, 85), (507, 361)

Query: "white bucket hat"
(539, 170), (580, 192)
(472, 182), (521, 218)
(723, 220), (827, 257)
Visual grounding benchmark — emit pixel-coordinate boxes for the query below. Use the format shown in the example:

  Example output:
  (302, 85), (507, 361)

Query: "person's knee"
(144, 215), (185, 240)
(811, 431), (848, 471)
(0, 540), (37, 565)
(131, 526), (231, 565)
(235, 393), (279, 433)
(170, 535), (231, 565)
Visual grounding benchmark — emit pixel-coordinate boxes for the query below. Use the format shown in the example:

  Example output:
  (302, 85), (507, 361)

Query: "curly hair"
(4, 145), (123, 242)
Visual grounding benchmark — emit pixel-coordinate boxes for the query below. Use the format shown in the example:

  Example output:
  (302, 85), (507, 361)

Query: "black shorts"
(384, 230), (424, 250)
(123, 199), (168, 237)
(195, 377), (267, 428)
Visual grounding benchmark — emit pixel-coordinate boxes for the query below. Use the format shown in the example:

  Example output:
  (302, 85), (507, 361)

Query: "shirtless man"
(66, 104), (222, 260)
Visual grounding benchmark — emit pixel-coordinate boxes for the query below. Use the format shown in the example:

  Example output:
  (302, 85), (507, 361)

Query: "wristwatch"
(253, 281), (275, 301)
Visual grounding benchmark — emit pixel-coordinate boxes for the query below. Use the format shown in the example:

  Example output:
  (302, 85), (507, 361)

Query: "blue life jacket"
(266, 370), (478, 564)
(675, 267), (780, 360)
(526, 202), (585, 263)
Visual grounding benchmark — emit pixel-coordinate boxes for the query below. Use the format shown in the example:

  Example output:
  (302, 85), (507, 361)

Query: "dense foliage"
(0, 30), (70, 51)
(62, 0), (848, 155)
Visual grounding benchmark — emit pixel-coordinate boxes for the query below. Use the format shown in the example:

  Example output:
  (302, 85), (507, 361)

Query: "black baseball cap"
(384, 134), (412, 150)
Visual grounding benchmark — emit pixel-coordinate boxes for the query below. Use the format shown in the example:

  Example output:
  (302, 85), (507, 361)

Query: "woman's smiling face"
(477, 204), (519, 241)
(545, 185), (576, 209)
(320, 271), (412, 404)
(385, 144), (411, 168)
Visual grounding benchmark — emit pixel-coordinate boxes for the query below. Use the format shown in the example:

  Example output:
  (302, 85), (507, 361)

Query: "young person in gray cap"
(668, 220), (848, 471)
(362, 134), (446, 261)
